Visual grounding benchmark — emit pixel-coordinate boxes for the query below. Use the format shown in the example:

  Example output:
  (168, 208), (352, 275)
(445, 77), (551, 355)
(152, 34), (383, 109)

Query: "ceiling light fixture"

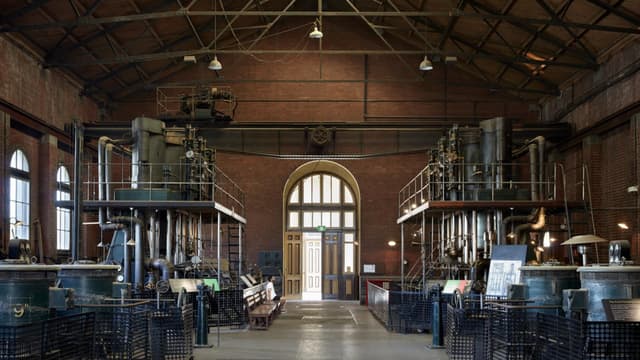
(208, 55), (222, 71)
(209, 0), (222, 71)
(309, 19), (323, 39)
(419, 55), (433, 71)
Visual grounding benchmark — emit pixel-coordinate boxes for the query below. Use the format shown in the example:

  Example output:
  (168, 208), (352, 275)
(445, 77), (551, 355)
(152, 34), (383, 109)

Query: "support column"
(582, 135), (602, 235)
(631, 114), (640, 259)
(0, 112), (8, 250)
(39, 134), (58, 262)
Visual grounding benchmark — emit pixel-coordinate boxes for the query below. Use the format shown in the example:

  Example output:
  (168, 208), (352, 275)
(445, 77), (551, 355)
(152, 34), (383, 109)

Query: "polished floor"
(194, 300), (449, 360)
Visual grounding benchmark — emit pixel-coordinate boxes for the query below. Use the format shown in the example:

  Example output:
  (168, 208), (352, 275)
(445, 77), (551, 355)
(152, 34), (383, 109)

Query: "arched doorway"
(282, 161), (360, 300)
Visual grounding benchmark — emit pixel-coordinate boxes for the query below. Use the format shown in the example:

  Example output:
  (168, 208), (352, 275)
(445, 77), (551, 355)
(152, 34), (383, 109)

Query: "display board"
(603, 299), (640, 321)
(486, 245), (528, 297)
(442, 280), (470, 294)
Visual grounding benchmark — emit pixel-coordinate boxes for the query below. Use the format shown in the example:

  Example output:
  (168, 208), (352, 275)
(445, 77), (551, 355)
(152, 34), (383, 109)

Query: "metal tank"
(578, 266), (640, 321)
(0, 262), (60, 323)
(520, 265), (579, 311)
(58, 264), (121, 304)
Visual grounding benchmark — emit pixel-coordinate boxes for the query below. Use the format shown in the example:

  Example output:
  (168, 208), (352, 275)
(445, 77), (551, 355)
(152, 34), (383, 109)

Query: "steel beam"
(3, 10), (640, 34)
(585, 0), (640, 27)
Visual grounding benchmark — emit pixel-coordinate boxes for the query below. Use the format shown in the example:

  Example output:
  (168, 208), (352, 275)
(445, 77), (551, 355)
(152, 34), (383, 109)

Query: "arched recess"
(282, 160), (361, 300)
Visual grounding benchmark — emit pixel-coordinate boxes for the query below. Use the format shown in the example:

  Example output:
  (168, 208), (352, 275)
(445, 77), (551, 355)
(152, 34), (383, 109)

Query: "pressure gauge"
(186, 150), (195, 159)
(116, 274), (125, 282)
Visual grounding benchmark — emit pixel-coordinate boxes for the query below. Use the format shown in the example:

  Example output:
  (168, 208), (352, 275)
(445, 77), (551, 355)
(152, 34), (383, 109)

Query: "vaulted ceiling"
(2, 0), (639, 104)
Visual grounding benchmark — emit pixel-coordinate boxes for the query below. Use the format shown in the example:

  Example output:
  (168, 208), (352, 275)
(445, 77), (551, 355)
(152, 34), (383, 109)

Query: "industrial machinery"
(57, 116), (246, 294)
(396, 117), (585, 292)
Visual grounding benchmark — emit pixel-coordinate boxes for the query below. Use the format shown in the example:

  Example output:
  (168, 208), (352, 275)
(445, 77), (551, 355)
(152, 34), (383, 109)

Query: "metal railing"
(78, 161), (245, 216)
(398, 162), (588, 217)
(367, 282), (390, 326)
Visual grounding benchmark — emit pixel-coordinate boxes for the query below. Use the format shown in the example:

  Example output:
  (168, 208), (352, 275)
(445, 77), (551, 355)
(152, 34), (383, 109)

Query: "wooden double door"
(284, 231), (356, 300)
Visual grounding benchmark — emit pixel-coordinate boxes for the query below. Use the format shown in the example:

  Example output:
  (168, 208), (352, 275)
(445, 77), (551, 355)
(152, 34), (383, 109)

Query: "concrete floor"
(194, 300), (449, 360)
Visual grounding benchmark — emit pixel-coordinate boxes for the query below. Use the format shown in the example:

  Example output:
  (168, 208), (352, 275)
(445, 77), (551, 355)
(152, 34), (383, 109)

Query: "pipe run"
(514, 208), (546, 244)
(150, 258), (173, 281)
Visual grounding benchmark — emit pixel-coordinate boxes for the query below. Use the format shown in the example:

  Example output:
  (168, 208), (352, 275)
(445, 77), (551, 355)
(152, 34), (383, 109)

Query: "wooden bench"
(245, 289), (278, 330)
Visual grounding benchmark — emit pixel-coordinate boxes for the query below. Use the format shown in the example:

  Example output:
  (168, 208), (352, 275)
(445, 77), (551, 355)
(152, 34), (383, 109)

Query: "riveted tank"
(520, 265), (580, 312)
(0, 261), (60, 323)
(578, 266), (640, 321)
(58, 263), (121, 304)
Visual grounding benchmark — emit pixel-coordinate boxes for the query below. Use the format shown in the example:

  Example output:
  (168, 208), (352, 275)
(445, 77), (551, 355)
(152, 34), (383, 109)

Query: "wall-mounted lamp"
(618, 222), (629, 230)
(387, 240), (397, 247)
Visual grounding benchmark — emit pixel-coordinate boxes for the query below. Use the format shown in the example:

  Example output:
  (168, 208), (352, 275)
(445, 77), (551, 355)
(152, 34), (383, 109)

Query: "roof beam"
(535, 0), (596, 63)
(466, 0), (600, 60)
(410, 17), (560, 92)
(0, 0), (52, 24)
(518, 0), (624, 91)
(83, 0), (254, 96)
(3, 10), (640, 34)
(44, 0), (103, 62)
(246, 0), (298, 50)
(45, 0), (176, 62)
(438, 0), (467, 50)
(47, 47), (594, 69)
(585, 0), (640, 27)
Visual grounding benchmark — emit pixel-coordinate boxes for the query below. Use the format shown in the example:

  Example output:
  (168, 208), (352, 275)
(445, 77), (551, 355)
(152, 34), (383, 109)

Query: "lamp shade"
(419, 55), (433, 71)
(309, 25), (323, 39)
(208, 55), (222, 70)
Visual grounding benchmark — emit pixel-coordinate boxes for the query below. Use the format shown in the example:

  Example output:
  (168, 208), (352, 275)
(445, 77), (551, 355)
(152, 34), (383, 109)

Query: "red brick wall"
(216, 151), (426, 275)
(0, 37), (99, 128)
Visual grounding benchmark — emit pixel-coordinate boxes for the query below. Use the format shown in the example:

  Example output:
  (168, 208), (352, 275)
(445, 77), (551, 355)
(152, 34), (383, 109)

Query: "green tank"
(58, 264), (121, 304)
(0, 262), (60, 323)
(521, 265), (579, 312)
(578, 266), (640, 321)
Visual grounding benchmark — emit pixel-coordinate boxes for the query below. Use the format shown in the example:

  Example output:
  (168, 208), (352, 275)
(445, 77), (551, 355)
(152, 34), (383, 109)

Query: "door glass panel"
(303, 178), (312, 203)
(322, 211), (331, 228)
(289, 185), (299, 203)
(289, 211), (299, 228)
(323, 175), (331, 204)
(312, 212), (322, 227)
(344, 243), (354, 273)
(311, 175), (321, 203)
(331, 177), (340, 203)
(344, 185), (354, 203)
(303, 212), (313, 227)
(331, 212), (340, 227)
(344, 211), (354, 228)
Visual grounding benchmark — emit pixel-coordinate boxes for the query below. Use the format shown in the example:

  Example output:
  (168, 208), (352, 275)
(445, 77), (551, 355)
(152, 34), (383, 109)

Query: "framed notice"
(603, 299), (640, 321)
(485, 245), (528, 297)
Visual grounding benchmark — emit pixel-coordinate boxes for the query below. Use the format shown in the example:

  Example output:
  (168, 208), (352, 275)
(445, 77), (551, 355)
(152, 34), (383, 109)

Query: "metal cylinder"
(480, 119), (497, 190)
(520, 266), (579, 311)
(578, 266), (640, 321)
(58, 264), (120, 304)
(134, 210), (144, 290)
(529, 142), (539, 201)
(0, 264), (59, 323)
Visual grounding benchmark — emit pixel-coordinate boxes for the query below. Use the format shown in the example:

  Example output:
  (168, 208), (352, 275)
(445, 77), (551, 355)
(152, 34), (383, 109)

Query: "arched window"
(9, 150), (30, 240)
(287, 173), (357, 275)
(56, 166), (71, 251)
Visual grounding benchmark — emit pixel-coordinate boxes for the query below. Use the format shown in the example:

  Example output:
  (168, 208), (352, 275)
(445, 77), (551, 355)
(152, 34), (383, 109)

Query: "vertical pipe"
(166, 210), (173, 262)
(400, 223), (405, 291)
(529, 142), (539, 201)
(105, 143), (114, 220)
(149, 214), (155, 259)
(154, 217), (161, 259)
(97, 137), (107, 226)
(197, 213), (203, 260)
(463, 213), (469, 265)
(71, 121), (84, 261)
(134, 210), (144, 290)
(421, 212), (426, 292)
(496, 210), (503, 247)
(538, 137), (545, 199)
(471, 210), (478, 263)
(217, 211), (222, 290)
(123, 227), (130, 283)
(238, 223), (243, 277)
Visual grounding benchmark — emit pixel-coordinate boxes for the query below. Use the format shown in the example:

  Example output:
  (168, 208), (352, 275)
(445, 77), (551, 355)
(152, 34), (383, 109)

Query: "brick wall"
(216, 151), (426, 275)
